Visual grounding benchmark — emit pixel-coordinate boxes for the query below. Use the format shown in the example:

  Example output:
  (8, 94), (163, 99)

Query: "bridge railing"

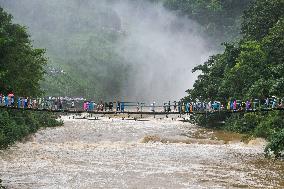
(0, 95), (283, 114)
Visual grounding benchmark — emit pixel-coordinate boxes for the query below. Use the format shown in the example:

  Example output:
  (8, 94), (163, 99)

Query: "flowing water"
(0, 116), (283, 189)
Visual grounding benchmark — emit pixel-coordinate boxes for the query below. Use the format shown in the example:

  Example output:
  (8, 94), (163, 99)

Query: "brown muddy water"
(0, 116), (283, 189)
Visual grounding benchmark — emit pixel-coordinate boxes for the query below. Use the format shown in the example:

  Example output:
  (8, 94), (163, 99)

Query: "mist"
(0, 0), (212, 102)
(112, 1), (211, 102)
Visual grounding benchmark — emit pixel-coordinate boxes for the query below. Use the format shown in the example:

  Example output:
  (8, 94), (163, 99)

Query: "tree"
(186, 0), (284, 101)
(0, 7), (47, 96)
(241, 0), (284, 41)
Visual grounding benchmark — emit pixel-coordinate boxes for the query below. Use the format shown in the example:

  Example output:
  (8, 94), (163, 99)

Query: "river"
(0, 116), (283, 188)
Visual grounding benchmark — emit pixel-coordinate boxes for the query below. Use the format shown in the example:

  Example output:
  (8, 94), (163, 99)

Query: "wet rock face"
(0, 117), (283, 188)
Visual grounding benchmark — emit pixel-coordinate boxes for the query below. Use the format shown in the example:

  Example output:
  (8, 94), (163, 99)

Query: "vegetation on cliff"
(186, 0), (284, 158)
(0, 7), (62, 149)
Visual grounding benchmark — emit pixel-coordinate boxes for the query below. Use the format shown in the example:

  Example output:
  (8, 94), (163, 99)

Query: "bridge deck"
(1, 106), (283, 115)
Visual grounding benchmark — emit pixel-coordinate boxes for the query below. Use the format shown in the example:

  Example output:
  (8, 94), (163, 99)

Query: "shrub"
(265, 129), (284, 159)
(223, 113), (261, 133)
(194, 112), (229, 128)
(0, 109), (62, 149)
(254, 112), (284, 138)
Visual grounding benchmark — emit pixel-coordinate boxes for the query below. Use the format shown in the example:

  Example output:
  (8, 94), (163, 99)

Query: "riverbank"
(0, 116), (283, 188)
(0, 109), (63, 149)
(194, 111), (284, 159)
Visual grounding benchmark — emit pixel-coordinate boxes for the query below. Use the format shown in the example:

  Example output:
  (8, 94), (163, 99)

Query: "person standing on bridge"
(71, 101), (75, 109)
(182, 102), (185, 113)
(90, 101), (94, 111)
(32, 98), (37, 109)
(59, 99), (63, 110)
(178, 101), (181, 113)
(38, 98), (42, 109)
(104, 102), (108, 111)
(17, 97), (21, 108)
(227, 101), (230, 110)
(185, 102), (189, 114)
(207, 101), (212, 112)
(246, 100), (250, 110)
(83, 101), (87, 111)
(10, 93), (15, 107)
(265, 97), (269, 108)
(24, 97), (28, 109)
(117, 101), (121, 112)
(163, 103), (166, 112)
(233, 99), (237, 111)
(168, 101), (171, 112)
(272, 96), (277, 109)
(4, 95), (8, 107)
(174, 101), (177, 112)
(190, 102), (193, 113)
(54, 99), (58, 110)
(136, 102), (139, 112)
(109, 102), (113, 111)
(29, 97), (33, 109)
(121, 102), (125, 112)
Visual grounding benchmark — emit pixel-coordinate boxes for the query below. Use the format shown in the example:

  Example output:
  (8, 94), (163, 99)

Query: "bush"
(265, 129), (284, 159)
(254, 122), (274, 138)
(254, 112), (284, 138)
(0, 109), (62, 149)
(223, 113), (261, 133)
(194, 112), (230, 128)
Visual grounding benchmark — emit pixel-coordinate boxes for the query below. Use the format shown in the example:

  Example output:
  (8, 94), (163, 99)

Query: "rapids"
(0, 116), (283, 188)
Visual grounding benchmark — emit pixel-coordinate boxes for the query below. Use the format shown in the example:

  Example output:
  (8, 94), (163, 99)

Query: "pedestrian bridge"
(1, 104), (283, 116)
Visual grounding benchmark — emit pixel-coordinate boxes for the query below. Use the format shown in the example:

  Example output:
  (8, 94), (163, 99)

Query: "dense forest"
(185, 0), (284, 158)
(0, 7), (46, 96)
(0, 7), (62, 150)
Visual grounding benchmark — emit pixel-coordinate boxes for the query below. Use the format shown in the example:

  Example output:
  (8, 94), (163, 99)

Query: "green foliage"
(222, 41), (267, 99)
(194, 112), (229, 128)
(186, 0), (284, 158)
(265, 129), (284, 159)
(241, 0), (284, 41)
(163, 0), (252, 44)
(0, 7), (47, 96)
(187, 0), (284, 102)
(224, 113), (261, 134)
(0, 109), (63, 149)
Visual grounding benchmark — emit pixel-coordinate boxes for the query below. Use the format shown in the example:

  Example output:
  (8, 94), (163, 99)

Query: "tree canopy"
(0, 7), (46, 96)
(185, 0), (284, 102)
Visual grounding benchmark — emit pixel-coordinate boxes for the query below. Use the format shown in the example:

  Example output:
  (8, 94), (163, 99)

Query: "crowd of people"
(0, 93), (283, 113)
(82, 101), (115, 112)
(160, 97), (284, 113)
(0, 94), (64, 110)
